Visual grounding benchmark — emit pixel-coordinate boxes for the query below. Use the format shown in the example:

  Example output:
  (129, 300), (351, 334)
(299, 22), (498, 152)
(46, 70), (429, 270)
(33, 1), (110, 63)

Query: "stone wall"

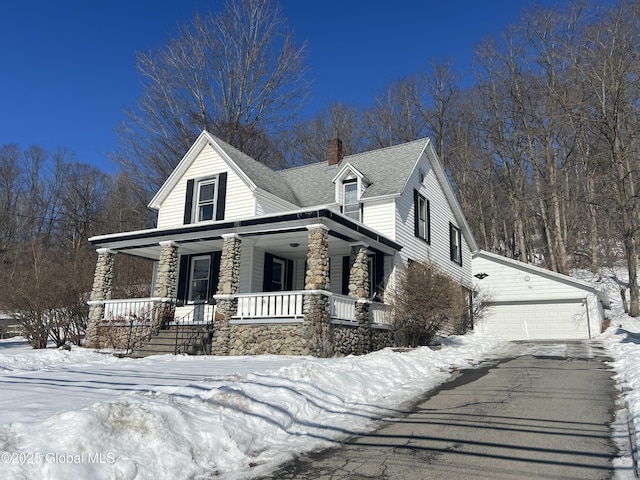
(228, 323), (309, 355)
(332, 324), (359, 355)
(371, 326), (395, 350)
(94, 324), (153, 351)
(331, 323), (395, 355)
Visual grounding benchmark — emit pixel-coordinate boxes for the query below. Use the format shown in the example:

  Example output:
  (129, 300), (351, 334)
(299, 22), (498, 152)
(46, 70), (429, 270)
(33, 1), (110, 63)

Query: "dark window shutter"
(215, 172), (227, 221)
(374, 253), (384, 300)
(286, 259), (294, 291)
(426, 199), (431, 244)
(342, 255), (350, 295)
(208, 251), (222, 302)
(413, 189), (419, 237)
(184, 179), (195, 224)
(263, 253), (274, 292)
(176, 255), (190, 302)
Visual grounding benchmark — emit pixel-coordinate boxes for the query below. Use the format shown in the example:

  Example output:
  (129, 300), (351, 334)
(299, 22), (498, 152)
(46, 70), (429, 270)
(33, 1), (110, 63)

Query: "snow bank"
(0, 333), (505, 480)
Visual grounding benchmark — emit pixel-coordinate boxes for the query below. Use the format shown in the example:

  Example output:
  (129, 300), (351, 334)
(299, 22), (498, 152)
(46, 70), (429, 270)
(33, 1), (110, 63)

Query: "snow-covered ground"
(0, 268), (640, 479)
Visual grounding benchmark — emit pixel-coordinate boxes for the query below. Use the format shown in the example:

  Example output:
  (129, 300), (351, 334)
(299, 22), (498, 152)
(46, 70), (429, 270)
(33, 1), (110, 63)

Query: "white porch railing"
(96, 297), (173, 325)
(94, 294), (392, 326)
(235, 291), (305, 320)
(174, 304), (216, 325)
(330, 294), (357, 322)
(370, 302), (392, 326)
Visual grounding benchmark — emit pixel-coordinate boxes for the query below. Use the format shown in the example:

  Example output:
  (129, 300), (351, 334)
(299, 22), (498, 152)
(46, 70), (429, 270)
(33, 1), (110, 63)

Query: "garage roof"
(472, 250), (610, 308)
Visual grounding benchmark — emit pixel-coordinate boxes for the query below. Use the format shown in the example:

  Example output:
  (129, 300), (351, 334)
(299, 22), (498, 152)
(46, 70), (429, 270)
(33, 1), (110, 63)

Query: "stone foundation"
(212, 321), (395, 356)
(371, 326), (395, 351)
(332, 323), (395, 355)
(94, 323), (153, 351)
(227, 323), (309, 355)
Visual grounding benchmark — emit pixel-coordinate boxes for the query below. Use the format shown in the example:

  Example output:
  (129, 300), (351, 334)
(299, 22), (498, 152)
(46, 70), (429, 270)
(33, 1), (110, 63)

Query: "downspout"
(584, 297), (592, 339)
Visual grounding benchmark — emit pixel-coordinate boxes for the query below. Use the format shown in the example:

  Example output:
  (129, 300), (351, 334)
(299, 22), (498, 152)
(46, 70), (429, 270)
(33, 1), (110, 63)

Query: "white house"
(472, 250), (609, 341)
(84, 131), (476, 356)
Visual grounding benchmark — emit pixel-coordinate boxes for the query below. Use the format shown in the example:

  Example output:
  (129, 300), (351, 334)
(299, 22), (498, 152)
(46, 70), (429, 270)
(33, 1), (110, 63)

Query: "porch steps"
(126, 325), (213, 358)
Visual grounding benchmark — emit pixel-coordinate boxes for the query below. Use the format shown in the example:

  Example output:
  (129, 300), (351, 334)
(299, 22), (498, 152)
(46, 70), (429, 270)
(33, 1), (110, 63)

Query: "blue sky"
(0, 0), (558, 172)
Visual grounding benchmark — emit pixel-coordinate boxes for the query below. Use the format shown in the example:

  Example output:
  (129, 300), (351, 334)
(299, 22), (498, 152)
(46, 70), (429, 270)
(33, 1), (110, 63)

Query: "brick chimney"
(328, 138), (343, 166)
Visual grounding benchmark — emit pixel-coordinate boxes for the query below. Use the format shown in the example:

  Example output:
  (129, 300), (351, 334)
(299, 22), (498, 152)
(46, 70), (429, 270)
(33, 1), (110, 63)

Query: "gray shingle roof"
(211, 135), (301, 206)
(207, 134), (428, 208)
(279, 139), (427, 207)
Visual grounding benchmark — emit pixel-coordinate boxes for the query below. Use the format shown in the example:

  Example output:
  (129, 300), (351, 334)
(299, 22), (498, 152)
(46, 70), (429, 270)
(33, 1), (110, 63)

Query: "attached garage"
(472, 251), (609, 341)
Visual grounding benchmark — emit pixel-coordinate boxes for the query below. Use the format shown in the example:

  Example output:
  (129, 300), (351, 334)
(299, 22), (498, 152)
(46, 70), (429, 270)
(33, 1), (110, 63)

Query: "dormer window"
(343, 179), (360, 220)
(332, 163), (370, 222)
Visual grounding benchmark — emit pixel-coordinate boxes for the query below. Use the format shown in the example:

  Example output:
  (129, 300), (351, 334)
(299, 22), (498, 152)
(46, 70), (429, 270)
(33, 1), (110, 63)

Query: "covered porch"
(85, 208), (400, 356)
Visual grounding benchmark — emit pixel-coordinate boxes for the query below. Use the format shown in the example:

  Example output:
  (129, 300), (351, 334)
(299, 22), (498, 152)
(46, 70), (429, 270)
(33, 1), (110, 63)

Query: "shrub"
(390, 261), (468, 347)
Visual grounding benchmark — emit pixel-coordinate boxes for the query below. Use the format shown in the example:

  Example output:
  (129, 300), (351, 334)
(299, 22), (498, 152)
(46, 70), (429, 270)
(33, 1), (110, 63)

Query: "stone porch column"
(153, 241), (179, 298)
(349, 242), (371, 354)
(212, 233), (241, 355)
(150, 241), (179, 330)
(303, 224), (331, 356)
(85, 248), (116, 348)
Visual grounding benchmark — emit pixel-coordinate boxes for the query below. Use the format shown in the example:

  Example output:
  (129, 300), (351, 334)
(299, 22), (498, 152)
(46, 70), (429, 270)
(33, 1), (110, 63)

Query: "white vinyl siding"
(361, 199), (395, 238)
(156, 144), (255, 228)
(472, 252), (604, 340)
(394, 154), (472, 283)
(255, 191), (298, 216)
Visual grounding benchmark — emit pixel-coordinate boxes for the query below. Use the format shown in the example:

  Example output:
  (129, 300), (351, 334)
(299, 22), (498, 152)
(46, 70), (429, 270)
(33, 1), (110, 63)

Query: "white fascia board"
(421, 139), (479, 253)
(89, 227), (161, 243)
(331, 163), (370, 185)
(474, 249), (609, 305)
(359, 193), (401, 203)
(254, 188), (300, 211)
(148, 130), (258, 210)
(148, 131), (210, 210)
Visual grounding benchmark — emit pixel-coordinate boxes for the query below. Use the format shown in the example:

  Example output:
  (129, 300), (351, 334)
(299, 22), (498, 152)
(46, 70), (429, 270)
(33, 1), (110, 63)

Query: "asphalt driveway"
(264, 341), (617, 480)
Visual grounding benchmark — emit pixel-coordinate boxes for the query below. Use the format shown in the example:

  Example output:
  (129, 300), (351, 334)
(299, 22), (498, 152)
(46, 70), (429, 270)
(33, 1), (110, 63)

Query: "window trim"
(450, 223), (462, 266)
(183, 172), (227, 225)
(414, 190), (430, 243)
(194, 176), (218, 223)
(342, 179), (360, 221)
(188, 255), (211, 303)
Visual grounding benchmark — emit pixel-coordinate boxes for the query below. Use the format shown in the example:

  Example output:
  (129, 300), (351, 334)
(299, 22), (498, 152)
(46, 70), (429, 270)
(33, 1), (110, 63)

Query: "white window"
(343, 179), (360, 220)
(188, 255), (211, 302)
(195, 178), (217, 222)
(450, 223), (462, 265)
(415, 191), (430, 242)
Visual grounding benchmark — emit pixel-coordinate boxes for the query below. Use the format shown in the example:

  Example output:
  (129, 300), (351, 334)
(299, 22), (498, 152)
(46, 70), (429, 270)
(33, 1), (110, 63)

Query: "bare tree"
(115, 0), (310, 195)
(363, 75), (428, 148)
(0, 144), (23, 268)
(574, 0), (640, 315)
(285, 102), (365, 165)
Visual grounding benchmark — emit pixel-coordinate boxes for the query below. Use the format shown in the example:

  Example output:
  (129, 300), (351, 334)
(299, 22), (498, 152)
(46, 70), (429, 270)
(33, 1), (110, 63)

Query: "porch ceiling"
(89, 208), (401, 260)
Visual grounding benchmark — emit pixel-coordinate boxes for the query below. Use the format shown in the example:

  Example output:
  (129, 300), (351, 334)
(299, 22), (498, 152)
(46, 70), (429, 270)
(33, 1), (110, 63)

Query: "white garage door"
(480, 300), (589, 341)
